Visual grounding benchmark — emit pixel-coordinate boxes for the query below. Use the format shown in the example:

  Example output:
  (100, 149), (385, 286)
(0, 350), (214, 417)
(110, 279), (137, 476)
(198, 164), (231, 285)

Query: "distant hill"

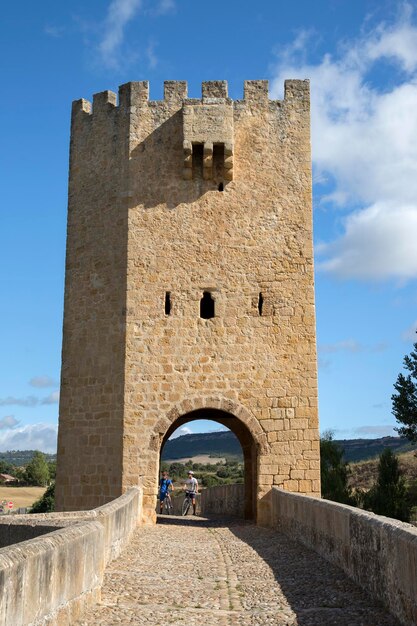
(162, 431), (242, 461)
(163, 431), (417, 464)
(0, 450), (56, 467)
(0, 434), (415, 468)
(335, 436), (417, 463)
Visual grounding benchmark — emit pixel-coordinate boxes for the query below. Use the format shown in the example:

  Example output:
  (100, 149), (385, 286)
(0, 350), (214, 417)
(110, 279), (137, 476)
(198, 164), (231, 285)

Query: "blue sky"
(1, 0), (417, 451)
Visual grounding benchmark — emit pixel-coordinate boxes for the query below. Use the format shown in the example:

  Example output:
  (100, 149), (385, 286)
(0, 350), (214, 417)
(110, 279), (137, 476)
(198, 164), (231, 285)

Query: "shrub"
(30, 482), (55, 513)
(363, 448), (411, 522)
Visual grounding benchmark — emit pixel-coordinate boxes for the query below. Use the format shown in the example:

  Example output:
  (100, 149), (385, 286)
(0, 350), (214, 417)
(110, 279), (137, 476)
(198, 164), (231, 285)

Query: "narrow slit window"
(218, 182), (224, 192)
(258, 292), (264, 316)
(165, 292), (171, 316)
(192, 143), (204, 179)
(200, 291), (215, 319)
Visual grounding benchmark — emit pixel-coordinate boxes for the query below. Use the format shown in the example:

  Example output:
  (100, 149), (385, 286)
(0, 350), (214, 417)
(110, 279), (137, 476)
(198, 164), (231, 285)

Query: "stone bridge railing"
(200, 483), (244, 518)
(2, 484), (416, 625)
(0, 487), (142, 625)
(271, 487), (417, 626)
(199, 484), (417, 625)
(156, 484), (244, 517)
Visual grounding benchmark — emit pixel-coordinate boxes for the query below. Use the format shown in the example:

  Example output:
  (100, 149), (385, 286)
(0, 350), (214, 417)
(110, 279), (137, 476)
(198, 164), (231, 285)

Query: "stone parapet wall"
(0, 521), (104, 626)
(201, 484), (245, 518)
(0, 518), (66, 549)
(0, 487), (142, 625)
(94, 487), (143, 560)
(271, 487), (417, 626)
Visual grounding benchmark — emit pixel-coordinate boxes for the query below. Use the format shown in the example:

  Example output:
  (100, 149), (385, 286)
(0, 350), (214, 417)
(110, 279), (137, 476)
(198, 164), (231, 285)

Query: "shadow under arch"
(158, 403), (268, 521)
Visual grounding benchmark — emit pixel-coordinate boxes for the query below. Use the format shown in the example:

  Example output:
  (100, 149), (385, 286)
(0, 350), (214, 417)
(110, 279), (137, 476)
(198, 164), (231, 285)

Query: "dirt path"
(78, 515), (399, 626)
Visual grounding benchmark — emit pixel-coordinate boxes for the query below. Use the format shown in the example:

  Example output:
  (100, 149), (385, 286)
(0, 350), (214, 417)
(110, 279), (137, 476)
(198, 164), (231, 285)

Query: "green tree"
(363, 448), (411, 522)
(47, 461), (56, 480)
(168, 463), (186, 478)
(320, 431), (357, 505)
(13, 467), (26, 482)
(0, 460), (13, 474)
(202, 474), (222, 487)
(392, 340), (417, 442)
(216, 467), (229, 478)
(25, 451), (50, 487)
(406, 479), (417, 522)
(30, 483), (55, 513)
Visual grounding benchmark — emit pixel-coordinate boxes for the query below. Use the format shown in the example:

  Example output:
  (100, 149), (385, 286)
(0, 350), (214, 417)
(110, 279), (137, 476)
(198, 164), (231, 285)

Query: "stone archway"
(148, 397), (270, 521)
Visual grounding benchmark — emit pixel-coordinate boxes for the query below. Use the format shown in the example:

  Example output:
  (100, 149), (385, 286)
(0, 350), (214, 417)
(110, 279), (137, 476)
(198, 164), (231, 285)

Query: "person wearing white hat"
(183, 470), (198, 515)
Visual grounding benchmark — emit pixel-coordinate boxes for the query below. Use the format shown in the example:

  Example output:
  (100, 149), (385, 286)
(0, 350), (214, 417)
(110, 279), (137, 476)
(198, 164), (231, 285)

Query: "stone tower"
(55, 79), (320, 524)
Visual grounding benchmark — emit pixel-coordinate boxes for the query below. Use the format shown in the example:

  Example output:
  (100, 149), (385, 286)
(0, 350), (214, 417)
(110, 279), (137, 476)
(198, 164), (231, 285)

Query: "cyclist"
(159, 470), (174, 514)
(183, 470), (198, 515)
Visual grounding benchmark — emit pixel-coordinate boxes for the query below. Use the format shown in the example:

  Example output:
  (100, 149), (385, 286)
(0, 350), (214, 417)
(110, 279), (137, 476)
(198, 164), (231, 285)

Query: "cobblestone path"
(78, 516), (399, 626)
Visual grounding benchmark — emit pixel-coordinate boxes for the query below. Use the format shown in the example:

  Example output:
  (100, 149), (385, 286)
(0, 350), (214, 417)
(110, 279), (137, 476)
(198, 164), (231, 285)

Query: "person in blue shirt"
(159, 470), (174, 514)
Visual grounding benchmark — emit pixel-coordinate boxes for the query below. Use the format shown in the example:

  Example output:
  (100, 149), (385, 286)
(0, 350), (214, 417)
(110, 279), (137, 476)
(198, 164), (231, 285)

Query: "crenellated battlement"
(70, 79), (310, 184)
(71, 79), (309, 116)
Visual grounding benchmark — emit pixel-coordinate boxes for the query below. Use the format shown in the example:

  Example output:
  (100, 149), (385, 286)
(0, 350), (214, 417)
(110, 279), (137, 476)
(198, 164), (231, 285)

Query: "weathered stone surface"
(0, 488), (142, 626)
(271, 487), (417, 626)
(77, 515), (400, 626)
(201, 483), (245, 518)
(56, 79), (320, 525)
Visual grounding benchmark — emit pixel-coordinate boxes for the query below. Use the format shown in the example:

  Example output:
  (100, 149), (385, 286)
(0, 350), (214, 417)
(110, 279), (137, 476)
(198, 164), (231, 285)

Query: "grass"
(163, 455), (227, 465)
(0, 486), (46, 509)
(349, 450), (417, 492)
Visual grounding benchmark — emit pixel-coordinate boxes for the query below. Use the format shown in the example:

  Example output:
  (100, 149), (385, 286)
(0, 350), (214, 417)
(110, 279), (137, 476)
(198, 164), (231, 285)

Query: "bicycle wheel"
(182, 497), (190, 516)
(165, 497), (172, 515)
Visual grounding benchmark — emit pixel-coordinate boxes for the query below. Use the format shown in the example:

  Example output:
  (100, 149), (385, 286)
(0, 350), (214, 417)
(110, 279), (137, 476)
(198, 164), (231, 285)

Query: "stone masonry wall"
(56, 91), (130, 511)
(201, 483), (245, 518)
(271, 487), (417, 626)
(0, 487), (142, 626)
(56, 79), (320, 525)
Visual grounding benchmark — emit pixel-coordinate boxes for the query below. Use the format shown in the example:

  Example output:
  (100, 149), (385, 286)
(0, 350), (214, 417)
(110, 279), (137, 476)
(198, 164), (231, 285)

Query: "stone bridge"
(0, 486), (416, 626)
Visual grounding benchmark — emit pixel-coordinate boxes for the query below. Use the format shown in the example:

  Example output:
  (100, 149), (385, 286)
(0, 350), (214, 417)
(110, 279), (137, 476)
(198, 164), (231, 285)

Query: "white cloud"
(317, 203), (417, 280)
(319, 339), (363, 354)
(44, 25), (64, 38)
(169, 426), (193, 440)
(402, 320), (417, 342)
(0, 389), (59, 407)
(318, 357), (331, 370)
(354, 425), (396, 437)
(97, 0), (142, 69)
(146, 40), (158, 69)
(0, 416), (19, 430)
(0, 396), (38, 407)
(319, 340), (387, 354)
(29, 376), (58, 389)
(363, 3), (417, 73)
(271, 4), (417, 281)
(0, 423), (57, 454)
(41, 390), (60, 405)
(155, 0), (175, 15)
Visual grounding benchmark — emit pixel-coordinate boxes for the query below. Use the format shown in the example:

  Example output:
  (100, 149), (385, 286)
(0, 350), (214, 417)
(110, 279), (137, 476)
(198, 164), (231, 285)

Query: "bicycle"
(181, 490), (196, 516)
(163, 493), (173, 515)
